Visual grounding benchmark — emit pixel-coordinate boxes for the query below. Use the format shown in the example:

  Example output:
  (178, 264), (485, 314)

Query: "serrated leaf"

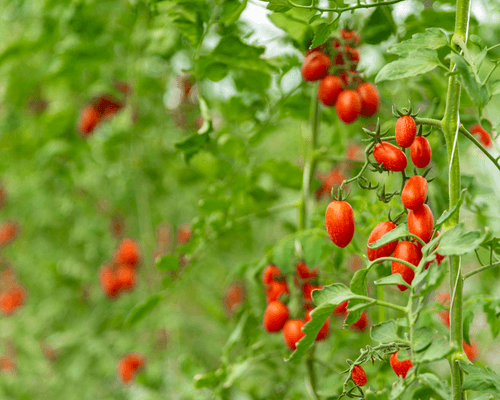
(155, 254), (179, 271)
(413, 327), (433, 352)
(370, 320), (403, 343)
(368, 223), (408, 249)
(375, 49), (441, 84)
(124, 295), (162, 328)
(418, 373), (451, 400)
(374, 274), (410, 288)
(345, 267), (367, 326)
(388, 28), (448, 57)
(437, 223), (486, 256)
(312, 283), (357, 306)
(459, 361), (500, 396)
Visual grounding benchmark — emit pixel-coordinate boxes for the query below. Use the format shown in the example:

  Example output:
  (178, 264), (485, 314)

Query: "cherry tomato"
(391, 241), (422, 291)
(373, 142), (408, 172)
(356, 82), (379, 118)
(407, 204), (434, 243)
(350, 311), (369, 332)
(333, 300), (348, 318)
(470, 123), (493, 148)
(305, 310), (330, 341)
(282, 319), (305, 350)
(265, 280), (290, 303)
(99, 264), (121, 298)
(116, 264), (136, 292)
(390, 351), (413, 379)
(463, 339), (478, 362)
(335, 90), (362, 124)
(345, 45), (360, 66)
(401, 176), (428, 210)
(366, 221), (398, 261)
(340, 29), (361, 45)
(263, 301), (290, 333)
(410, 136), (432, 168)
(318, 75), (344, 107)
(302, 51), (331, 82)
(351, 365), (367, 387)
(395, 116), (417, 148)
(295, 262), (310, 280)
(262, 265), (282, 285)
(303, 283), (322, 302)
(325, 200), (355, 248)
(77, 106), (100, 137)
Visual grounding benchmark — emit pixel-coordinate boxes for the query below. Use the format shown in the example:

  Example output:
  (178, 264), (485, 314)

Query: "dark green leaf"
(374, 274), (410, 288)
(311, 22), (335, 48)
(435, 189), (466, 225)
(155, 254), (179, 271)
(416, 338), (453, 362)
(437, 223), (486, 256)
(220, 0), (247, 25)
(360, 7), (396, 45)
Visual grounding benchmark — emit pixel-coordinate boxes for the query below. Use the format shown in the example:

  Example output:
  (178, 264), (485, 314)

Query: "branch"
(463, 261), (500, 280)
(458, 125), (500, 173)
(284, 0), (406, 14)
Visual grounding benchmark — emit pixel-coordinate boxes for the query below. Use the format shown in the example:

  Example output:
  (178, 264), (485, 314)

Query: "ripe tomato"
(345, 45), (360, 66)
(263, 301), (290, 333)
(436, 291), (450, 327)
(262, 265), (282, 285)
(366, 221), (398, 261)
(303, 283), (322, 302)
(335, 90), (362, 124)
(469, 123), (492, 148)
(99, 265), (121, 298)
(395, 116), (417, 148)
(282, 319), (305, 350)
(356, 82), (379, 118)
(391, 241), (422, 291)
(350, 311), (369, 332)
(116, 264), (136, 292)
(0, 221), (19, 247)
(305, 310), (330, 341)
(177, 224), (192, 244)
(114, 238), (141, 268)
(463, 339), (478, 362)
(340, 29), (360, 45)
(302, 51), (331, 82)
(296, 262), (310, 280)
(325, 200), (355, 248)
(265, 280), (290, 303)
(93, 94), (123, 119)
(318, 75), (344, 107)
(390, 351), (413, 378)
(77, 106), (101, 137)
(333, 300), (348, 318)
(401, 176), (428, 210)
(373, 142), (408, 172)
(407, 204), (434, 243)
(410, 136), (432, 168)
(223, 282), (246, 316)
(351, 365), (367, 387)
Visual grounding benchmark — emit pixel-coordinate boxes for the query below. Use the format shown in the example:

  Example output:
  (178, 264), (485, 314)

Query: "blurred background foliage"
(1, 0), (500, 398)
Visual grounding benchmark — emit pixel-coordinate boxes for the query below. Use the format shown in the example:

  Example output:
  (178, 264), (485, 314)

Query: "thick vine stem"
(442, 0), (471, 398)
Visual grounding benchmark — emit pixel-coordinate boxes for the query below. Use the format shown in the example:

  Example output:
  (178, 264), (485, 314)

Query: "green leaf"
(413, 327), (433, 352)
(417, 338), (453, 363)
(264, 0), (291, 12)
(194, 368), (225, 389)
(175, 132), (209, 163)
(311, 22), (335, 48)
(435, 189), (466, 226)
(360, 7), (396, 45)
(375, 49), (441, 84)
(267, 9), (314, 49)
(155, 254), (179, 271)
(220, 0), (247, 25)
(223, 313), (249, 356)
(345, 268), (369, 326)
(260, 159), (303, 190)
(417, 373), (451, 400)
(388, 28), (448, 57)
(374, 274), (409, 288)
(447, 53), (489, 109)
(437, 222), (486, 256)
(370, 320), (403, 343)
(368, 223), (408, 249)
(459, 361), (500, 396)
(312, 283), (357, 306)
(124, 295), (162, 328)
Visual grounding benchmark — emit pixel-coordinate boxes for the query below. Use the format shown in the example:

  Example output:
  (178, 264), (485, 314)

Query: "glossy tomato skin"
(318, 76), (344, 107)
(410, 136), (432, 168)
(373, 142), (408, 172)
(302, 51), (331, 82)
(395, 116), (417, 148)
(325, 201), (355, 248)
(333, 300), (348, 318)
(401, 176), (428, 210)
(470, 123), (492, 148)
(366, 221), (398, 261)
(262, 265), (282, 285)
(305, 310), (330, 341)
(391, 241), (422, 291)
(407, 204), (434, 243)
(282, 319), (305, 350)
(356, 82), (379, 118)
(390, 351), (413, 379)
(335, 90), (362, 124)
(350, 311), (369, 332)
(351, 365), (367, 386)
(265, 280), (290, 303)
(263, 301), (290, 333)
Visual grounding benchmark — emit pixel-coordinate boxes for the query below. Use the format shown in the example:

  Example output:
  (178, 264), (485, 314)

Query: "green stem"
(443, 0), (471, 398)
(353, 295), (408, 313)
(377, 286), (386, 323)
(463, 261), (500, 280)
(305, 347), (319, 400)
(284, 0), (405, 13)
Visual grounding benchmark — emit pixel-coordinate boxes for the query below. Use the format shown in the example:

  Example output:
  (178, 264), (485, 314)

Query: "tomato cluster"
(0, 269), (27, 316)
(99, 238), (141, 299)
(117, 352), (146, 385)
(77, 94), (124, 138)
(301, 30), (380, 124)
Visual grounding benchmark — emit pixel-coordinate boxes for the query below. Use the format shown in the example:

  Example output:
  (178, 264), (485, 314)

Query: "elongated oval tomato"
(335, 90), (362, 124)
(318, 75), (344, 107)
(373, 142), (407, 172)
(282, 319), (305, 350)
(351, 365), (367, 387)
(410, 136), (432, 168)
(356, 82), (379, 118)
(407, 204), (434, 243)
(325, 201), (355, 248)
(401, 176), (428, 210)
(262, 265), (282, 285)
(302, 51), (331, 82)
(391, 241), (422, 291)
(395, 116), (417, 148)
(263, 301), (290, 333)
(366, 221), (398, 261)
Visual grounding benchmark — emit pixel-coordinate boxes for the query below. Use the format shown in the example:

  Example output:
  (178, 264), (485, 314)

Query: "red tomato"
(366, 221), (398, 261)
(410, 136), (432, 168)
(282, 319), (305, 350)
(114, 238), (141, 268)
(407, 204), (434, 243)
(93, 94), (123, 119)
(77, 106), (100, 137)
(395, 116), (417, 148)
(390, 351), (413, 378)
(0, 221), (19, 247)
(265, 280), (290, 303)
(345, 45), (360, 66)
(318, 76), (344, 107)
(340, 29), (361, 44)
(302, 51), (331, 82)
(262, 265), (282, 285)
(335, 90), (362, 124)
(305, 310), (330, 341)
(99, 264), (121, 298)
(436, 291), (450, 327)
(263, 301), (290, 333)
(463, 339), (478, 362)
(333, 300), (348, 318)
(350, 311), (369, 332)
(356, 82), (379, 118)
(391, 241), (422, 291)
(351, 365), (367, 386)
(373, 142), (408, 172)
(401, 176), (428, 210)
(469, 123), (493, 148)
(303, 283), (322, 302)
(223, 282), (246, 315)
(116, 264), (136, 292)
(296, 262), (310, 280)
(325, 200), (355, 248)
